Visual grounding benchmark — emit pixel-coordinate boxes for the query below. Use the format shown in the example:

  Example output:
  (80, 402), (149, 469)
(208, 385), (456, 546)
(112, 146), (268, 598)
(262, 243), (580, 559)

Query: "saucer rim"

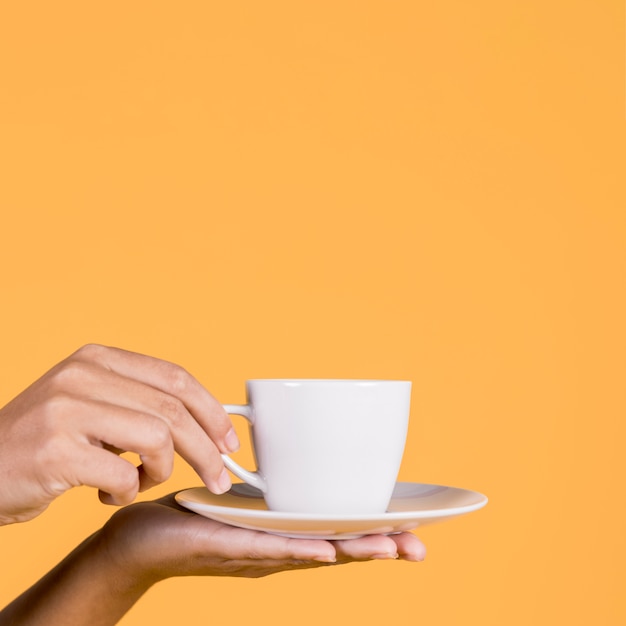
(175, 481), (488, 523)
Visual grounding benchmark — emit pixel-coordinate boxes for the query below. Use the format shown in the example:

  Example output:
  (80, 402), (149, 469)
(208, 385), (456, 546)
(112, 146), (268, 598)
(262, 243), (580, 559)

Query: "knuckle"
(39, 392), (73, 430)
(111, 463), (140, 496)
(145, 418), (172, 453)
(37, 428), (70, 467)
(33, 395), (79, 468)
(73, 343), (108, 363)
(149, 457), (173, 484)
(248, 534), (267, 560)
(48, 360), (89, 391)
(156, 394), (188, 428)
(164, 364), (191, 396)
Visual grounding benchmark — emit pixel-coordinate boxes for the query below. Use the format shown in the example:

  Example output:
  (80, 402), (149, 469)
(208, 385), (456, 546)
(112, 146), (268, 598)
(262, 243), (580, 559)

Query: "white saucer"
(175, 482), (488, 540)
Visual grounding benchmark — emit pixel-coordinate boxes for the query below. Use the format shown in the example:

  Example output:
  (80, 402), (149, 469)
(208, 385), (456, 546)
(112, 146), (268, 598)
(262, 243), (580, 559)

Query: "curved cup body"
(221, 380), (411, 515)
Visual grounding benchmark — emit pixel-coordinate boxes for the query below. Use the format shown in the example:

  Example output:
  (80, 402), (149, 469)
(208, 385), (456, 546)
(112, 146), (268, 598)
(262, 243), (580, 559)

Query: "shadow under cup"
(221, 379), (411, 515)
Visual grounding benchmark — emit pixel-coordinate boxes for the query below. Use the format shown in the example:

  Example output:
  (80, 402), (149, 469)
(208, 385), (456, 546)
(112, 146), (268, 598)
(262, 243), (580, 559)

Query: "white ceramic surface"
(175, 481), (488, 540)
(221, 379), (411, 514)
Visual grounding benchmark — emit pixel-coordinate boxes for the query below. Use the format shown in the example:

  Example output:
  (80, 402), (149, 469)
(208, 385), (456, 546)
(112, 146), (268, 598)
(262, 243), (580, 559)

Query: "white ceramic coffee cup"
(221, 379), (411, 514)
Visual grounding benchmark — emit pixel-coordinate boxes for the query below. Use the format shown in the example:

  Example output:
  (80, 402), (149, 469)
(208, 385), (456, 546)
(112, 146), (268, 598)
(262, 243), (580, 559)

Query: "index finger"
(71, 344), (239, 455)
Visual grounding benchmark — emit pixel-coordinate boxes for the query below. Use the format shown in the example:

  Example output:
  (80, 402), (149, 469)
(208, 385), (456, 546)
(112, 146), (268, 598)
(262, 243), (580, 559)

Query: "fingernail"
(225, 428), (240, 453)
(372, 552), (399, 560)
(314, 555), (337, 563)
(216, 468), (232, 493)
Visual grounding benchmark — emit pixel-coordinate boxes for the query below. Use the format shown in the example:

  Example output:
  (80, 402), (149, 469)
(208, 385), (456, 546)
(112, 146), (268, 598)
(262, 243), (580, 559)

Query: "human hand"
(99, 493), (427, 584)
(0, 344), (238, 525)
(0, 493), (425, 626)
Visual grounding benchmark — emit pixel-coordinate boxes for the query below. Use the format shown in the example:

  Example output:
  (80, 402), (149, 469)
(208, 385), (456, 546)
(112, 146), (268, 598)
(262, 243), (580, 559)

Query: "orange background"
(0, 1), (624, 625)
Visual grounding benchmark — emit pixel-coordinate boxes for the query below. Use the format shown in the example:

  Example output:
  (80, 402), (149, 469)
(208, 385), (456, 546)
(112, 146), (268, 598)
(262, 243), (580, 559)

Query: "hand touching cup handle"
(0, 344), (240, 525)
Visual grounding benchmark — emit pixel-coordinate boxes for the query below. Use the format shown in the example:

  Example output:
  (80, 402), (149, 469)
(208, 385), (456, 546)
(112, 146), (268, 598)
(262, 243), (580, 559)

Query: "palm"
(100, 493), (425, 581)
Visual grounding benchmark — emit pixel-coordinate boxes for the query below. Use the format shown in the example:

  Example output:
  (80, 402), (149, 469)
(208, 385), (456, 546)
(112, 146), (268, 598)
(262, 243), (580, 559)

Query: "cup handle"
(221, 404), (268, 493)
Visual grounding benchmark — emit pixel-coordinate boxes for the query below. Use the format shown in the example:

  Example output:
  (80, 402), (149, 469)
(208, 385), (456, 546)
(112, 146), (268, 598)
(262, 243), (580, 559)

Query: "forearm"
(0, 530), (155, 626)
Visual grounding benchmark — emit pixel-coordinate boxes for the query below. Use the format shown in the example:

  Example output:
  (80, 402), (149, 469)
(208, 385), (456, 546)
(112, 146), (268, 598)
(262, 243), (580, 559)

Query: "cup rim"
(245, 379), (411, 384)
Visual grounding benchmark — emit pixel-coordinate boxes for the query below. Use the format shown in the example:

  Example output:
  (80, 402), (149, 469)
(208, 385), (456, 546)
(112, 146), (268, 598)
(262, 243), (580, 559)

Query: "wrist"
(97, 512), (167, 591)
(0, 528), (157, 626)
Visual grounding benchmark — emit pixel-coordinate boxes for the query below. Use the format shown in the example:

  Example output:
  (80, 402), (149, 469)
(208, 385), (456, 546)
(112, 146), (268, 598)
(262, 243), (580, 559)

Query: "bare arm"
(0, 529), (147, 626)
